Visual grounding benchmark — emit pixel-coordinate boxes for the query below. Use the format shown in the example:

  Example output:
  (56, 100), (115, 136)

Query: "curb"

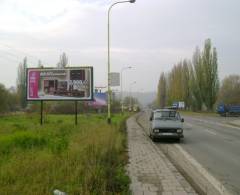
(160, 144), (231, 195)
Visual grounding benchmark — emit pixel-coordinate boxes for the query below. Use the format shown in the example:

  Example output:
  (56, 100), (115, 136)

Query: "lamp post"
(121, 66), (132, 113)
(129, 81), (136, 111)
(107, 0), (136, 124)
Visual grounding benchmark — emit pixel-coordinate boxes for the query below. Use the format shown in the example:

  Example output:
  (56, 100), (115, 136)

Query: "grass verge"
(0, 113), (130, 195)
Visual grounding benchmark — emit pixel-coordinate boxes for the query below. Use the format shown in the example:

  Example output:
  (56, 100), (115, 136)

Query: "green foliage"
(182, 60), (192, 108)
(156, 39), (219, 111)
(201, 39), (219, 110)
(0, 114), (130, 194)
(191, 47), (203, 110)
(26, 101), (86, 114)
(165, 60), (191, 109)
(156, 72), (167, 108)
(0, 84), (9, 112)
(218, 74), (240, 104)
(0, 131), (47, 155)
(111, 95), (121, 113)
(16, 57), (28, 109)
(0, 84), (18, 113)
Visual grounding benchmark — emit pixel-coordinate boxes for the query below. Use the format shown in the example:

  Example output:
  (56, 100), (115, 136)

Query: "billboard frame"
(26, 66), (94, 102)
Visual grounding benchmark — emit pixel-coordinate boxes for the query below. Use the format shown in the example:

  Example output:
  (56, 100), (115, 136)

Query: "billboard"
(27, 67), (93, 101)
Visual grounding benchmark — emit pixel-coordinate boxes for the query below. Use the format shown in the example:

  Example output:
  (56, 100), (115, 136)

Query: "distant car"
(149, 109), (184, 141)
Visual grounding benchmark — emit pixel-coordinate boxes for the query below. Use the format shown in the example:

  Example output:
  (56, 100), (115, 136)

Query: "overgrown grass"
(0, 113), (130, 195)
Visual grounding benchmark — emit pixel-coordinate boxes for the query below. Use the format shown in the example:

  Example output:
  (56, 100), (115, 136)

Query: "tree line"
(0, 53), (69, 114)
(1, 51), (129, 114)
(156, 38), (240, 111)
(0, 56), (28, 114)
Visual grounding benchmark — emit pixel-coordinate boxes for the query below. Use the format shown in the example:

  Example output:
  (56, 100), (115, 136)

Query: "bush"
(0, 132), (46, 155)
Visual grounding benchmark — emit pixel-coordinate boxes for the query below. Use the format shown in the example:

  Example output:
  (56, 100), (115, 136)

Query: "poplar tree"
(38, 60), (43, 68)
(157, 72), (167, 108)
(17, 57), (27, 109)
(191, 47), (203, 110)
(156, 39), (219, 111)
(57, 52), (68, 68)
(182, 59), (191, 109)
(201, 39), (219, 110)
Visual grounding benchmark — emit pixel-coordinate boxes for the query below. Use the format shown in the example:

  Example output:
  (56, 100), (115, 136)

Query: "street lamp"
(121, 66), (132, 113)
(107, 0), (136, 124)
(129, 81), (136, 111)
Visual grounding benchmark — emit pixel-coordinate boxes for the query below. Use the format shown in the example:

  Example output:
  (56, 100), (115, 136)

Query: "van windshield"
(154, 111), (179, 120)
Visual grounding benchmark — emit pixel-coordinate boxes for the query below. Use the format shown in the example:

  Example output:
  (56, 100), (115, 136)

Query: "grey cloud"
(0, 0), (240, 92)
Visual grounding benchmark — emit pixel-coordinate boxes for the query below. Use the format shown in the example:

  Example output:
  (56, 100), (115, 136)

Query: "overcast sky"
(0, 0), (239, 92)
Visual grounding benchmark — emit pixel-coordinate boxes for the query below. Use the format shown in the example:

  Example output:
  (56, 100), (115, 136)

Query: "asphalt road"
(140, 110), (240, 195)
(181, 114), (240, 195)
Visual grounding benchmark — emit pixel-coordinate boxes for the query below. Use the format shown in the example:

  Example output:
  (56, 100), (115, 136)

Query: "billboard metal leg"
(40, 100), (43, 125)
(75, 101), (78, 125)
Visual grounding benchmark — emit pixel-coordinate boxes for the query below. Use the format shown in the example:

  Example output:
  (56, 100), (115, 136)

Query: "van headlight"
(177, 129), (183, 133)
(154, 129), (159, 133)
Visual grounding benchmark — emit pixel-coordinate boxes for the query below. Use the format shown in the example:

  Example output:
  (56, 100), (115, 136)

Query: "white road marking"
(185, 121), (217, 135)
(191, 118), (240, 130)
(220, 123), (240, 130)
(204, 129), (217, 135)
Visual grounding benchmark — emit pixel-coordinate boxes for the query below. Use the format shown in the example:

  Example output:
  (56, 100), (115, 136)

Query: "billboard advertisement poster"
(26, 67), (93, 101)
(87, 92), (107, 108)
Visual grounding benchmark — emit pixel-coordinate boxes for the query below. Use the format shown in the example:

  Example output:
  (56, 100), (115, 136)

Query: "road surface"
(138, 110), (240, 195)
(181, 114), (240, 195)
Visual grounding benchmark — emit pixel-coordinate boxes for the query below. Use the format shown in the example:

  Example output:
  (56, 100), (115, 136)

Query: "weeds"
(0, 113), (130, 195)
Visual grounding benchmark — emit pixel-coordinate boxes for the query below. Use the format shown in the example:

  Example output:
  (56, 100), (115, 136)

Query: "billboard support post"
(75, 101), (78, 125)
(40, 100), (43, 125)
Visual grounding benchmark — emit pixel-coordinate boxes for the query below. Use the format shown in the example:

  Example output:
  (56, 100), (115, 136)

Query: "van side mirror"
(181, 118), (184, 123)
